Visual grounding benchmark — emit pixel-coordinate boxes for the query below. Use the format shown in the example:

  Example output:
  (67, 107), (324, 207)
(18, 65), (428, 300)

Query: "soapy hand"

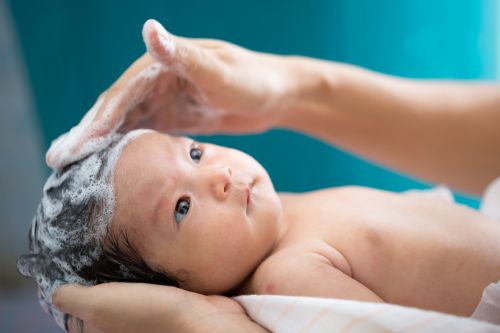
(53, 283), (252, 333)
(46, 19), (295, 169)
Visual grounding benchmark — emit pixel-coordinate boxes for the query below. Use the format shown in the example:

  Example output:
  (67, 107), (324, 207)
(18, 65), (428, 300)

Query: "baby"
(18, 129), (500, 331)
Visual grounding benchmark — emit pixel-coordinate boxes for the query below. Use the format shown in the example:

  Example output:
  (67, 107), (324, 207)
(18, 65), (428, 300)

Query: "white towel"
(235, 295), (500, 333)
(470, 176), (500, 325)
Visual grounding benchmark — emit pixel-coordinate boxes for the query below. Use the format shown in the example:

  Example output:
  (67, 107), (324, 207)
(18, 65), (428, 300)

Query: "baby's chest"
(284, 186), (479, 250)
(284, 187), (500, 287)
(280, 188), (456, 280)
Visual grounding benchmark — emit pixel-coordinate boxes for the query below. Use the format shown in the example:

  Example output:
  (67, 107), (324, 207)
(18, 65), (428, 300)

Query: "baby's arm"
(252, 252), (383, 303)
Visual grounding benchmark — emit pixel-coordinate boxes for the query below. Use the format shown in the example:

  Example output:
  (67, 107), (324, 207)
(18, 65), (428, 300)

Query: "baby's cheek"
(211, 207), (247, 232)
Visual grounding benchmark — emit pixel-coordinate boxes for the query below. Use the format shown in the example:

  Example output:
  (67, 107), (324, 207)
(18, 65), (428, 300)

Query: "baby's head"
(18, 130), (283, 330)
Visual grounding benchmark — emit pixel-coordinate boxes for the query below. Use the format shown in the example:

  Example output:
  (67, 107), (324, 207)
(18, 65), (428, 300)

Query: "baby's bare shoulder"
(246, 242), (382, 301)
(250, 241), (352, 292)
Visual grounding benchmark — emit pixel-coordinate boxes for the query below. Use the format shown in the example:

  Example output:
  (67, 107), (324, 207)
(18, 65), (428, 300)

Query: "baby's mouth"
(245, 180), (255, 212)
(246, 187), (251, 206)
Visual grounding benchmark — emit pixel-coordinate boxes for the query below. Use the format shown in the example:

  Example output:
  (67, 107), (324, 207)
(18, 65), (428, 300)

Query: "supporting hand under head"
(53, 282), (267, 333)
(45, 19), (299, 170)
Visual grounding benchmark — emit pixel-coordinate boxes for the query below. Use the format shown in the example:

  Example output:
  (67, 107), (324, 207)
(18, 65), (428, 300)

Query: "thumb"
(142, 19), (176, 62)
(53, 284), (94, 319)
(142, 19), (217, 79)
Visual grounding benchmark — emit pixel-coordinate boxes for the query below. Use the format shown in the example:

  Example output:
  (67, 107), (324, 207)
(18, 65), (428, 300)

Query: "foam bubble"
(18, 129), (153, 331)
(47, 67), (162, 171)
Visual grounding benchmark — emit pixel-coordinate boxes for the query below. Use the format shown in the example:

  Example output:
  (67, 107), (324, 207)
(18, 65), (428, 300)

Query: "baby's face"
(111, 132), (283, 293)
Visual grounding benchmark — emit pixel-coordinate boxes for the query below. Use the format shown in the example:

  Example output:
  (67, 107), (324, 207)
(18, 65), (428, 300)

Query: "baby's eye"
(190, 144), (203, 163)
(175, 197), (190, 224)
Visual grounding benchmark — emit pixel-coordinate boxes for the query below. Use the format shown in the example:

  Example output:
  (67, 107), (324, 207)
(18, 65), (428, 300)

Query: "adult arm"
(46, 19), (500, 195)
(53, 283), (269, 333)
(45, 19), (296, 169)
(280, 58), (500, 195)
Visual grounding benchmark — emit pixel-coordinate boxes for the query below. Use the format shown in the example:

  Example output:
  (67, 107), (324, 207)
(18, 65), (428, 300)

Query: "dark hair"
(84, 227), (180, 286)
(17, 132), (181, 332)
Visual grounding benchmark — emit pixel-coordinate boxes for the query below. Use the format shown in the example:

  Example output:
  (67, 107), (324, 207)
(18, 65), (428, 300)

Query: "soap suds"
(18, 129), (152, 331)
(45, 64), (162, 170)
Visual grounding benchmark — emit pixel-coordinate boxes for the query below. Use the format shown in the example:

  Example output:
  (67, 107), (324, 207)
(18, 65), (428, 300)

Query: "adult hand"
(53, 282), (266, 333)
(46, 19), (299, 169)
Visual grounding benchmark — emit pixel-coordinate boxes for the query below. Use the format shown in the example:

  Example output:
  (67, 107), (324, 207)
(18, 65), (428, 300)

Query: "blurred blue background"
(1, 0), (498, 331)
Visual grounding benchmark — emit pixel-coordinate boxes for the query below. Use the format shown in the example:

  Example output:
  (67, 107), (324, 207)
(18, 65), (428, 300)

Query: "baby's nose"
(208, 165), (232, 200)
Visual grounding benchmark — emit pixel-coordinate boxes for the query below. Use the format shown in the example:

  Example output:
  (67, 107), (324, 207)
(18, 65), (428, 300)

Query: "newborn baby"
(18, 129), (500, 331)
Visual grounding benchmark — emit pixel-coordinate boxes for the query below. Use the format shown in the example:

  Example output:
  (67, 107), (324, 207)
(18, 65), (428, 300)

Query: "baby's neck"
(229, 192), (299, 296)
(271, 192), (297, 249)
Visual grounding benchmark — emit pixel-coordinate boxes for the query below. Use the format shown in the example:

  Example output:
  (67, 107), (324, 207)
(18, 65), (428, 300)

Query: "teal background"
(9, 0), (498, 207)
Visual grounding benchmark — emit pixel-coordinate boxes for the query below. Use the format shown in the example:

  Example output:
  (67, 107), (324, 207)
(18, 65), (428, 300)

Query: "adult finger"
(142, 19), (225, 83)
(66, 315), (105, 333)
(45, 120), (112, 170)
(90, 58), (165, 131)
(53, 284), (114, 333)
(45, 61), (164, 169)
(52, 284), (95, 321)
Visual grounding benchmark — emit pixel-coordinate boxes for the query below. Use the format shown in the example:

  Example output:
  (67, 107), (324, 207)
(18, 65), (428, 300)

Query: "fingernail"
(148, 19), (168, 37)
(143, 19), (176, 55)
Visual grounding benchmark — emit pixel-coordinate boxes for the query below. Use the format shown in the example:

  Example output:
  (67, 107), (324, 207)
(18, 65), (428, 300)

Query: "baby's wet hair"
(17, 130), (181, 331)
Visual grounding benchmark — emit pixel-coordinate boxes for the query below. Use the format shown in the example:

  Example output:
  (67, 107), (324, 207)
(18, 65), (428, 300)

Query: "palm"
(46, 19), (289, 169)
(121, 50), (277, 135)
(56, 283), (246, 333)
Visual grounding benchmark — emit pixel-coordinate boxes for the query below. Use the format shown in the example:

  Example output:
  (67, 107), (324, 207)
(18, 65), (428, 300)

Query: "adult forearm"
(280, 57), (500, 195)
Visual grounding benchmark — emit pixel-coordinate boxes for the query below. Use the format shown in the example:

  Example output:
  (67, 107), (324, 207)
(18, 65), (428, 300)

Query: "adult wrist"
(275, 56), (338, 133)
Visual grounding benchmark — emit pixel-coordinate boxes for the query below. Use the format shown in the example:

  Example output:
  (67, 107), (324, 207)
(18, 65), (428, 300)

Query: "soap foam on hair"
(18, 129), (153, 331)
